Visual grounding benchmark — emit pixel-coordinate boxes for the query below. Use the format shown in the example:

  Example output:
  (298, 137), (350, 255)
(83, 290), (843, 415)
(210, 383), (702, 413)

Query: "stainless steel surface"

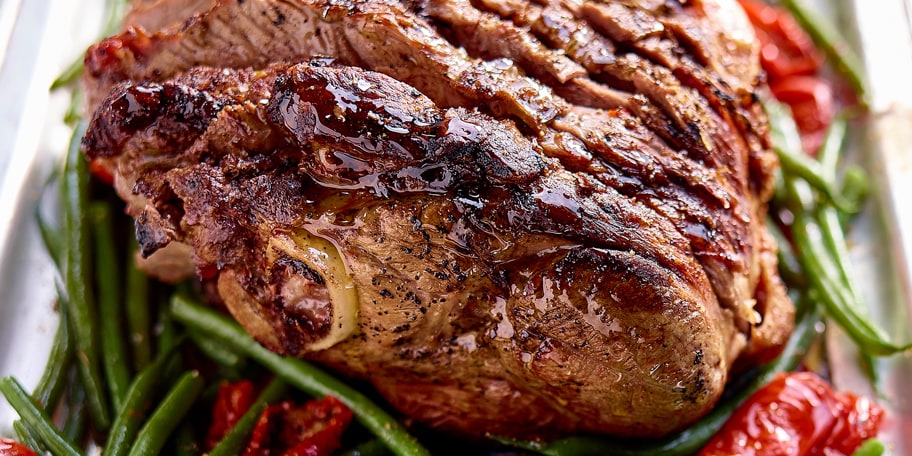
(0, 0), (103, 435)
(0, 0), (910, 452)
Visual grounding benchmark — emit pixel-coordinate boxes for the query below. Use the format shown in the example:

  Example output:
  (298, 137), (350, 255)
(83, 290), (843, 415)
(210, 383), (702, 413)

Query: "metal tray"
(1, 0), (910, 453)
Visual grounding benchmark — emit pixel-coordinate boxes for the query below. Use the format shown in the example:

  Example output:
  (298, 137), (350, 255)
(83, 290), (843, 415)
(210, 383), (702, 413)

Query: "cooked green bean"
(51, 59), (85, 92)
(768, 218), (806, 289)
(32, 299), (73, 412)
(127, 371), (205, 456)
(852, 438), (885, 456)
(783, 175), (910, 356)
(170, 295), (430, 456)
(774, 144), (859, 214)
(817, 116), (848, 183)
(172, 422), (201, 456)
(812, 116), (860, 294)
(766, 100), (910, 356)
(341, 439), (394, 456)
(126, 238), (152, 373)
(839, 165), (869, 227)
(208, 377), (288, 456)
(91, 202), (131, 412)
(36, 164), (64, 272)
(103, 346), (180, 456)
(777, 0), (868, 103)
(13, 420), (46, 454)
(0, 377), (83, 456)
(63, 121), (111, 431)
(62, 375), (88, 446)
(187, 328), (246, 369)
(64, 89), (83, 126)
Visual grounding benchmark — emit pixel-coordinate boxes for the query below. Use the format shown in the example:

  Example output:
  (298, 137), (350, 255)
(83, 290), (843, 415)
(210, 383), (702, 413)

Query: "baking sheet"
(0, 0), (910, 453)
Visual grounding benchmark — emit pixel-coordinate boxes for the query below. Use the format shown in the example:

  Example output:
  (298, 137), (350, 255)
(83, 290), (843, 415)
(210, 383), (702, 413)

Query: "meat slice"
(80, 0), (794, 440)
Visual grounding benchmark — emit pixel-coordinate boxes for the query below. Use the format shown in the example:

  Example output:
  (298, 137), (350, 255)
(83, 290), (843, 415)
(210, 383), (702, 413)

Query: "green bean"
(341, 439), (394, 456)
(64, 89), (84, 126)
(816, 116), (848, 183)
(783, 175), (911, 356)
(127, 371), (205, 456)
(63, 121), (111, 431)
(839, 165), (869, 227)
(777, 0), (868, 103)
(13, 420), (46, 454)
(126, 238), (152, 372)
(810, 116), (859, 293)
(503, 298), (822, 456)
(0, 377), (83, 456)
(765, 101), (858, 214)
(32, 299), (73, 412)
(813, 116), (869, 228)
(767, 218), (806, 289)
(187, 328), (246, 368)
(208, 377), (288, 456)
(156, 299), (180, 356)
(37, 214), (63, 271)
(36, 164), (64, 273)
(51, 59), (86, 92)
(774, 144), (859, 214)
(765, 99), (911, 356)
(172, 422), (201, 456)
(103, 346), (180, 456)
(91, 202), (131, 412)
(851, 438), (885, 456)
(62, 374), (88, 446)
(170, 295), (430, 456)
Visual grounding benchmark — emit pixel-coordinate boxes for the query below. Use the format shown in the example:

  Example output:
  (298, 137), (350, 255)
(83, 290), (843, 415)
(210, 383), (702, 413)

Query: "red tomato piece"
(243, 396), (353, 456)
(769, 76), (835, 155)
(700, 372), (884, 456)
(0, 439), (37, 456)
(817, 393), (884, 455)
(738, 0), (823, 80)
(206, 380), (257, 450)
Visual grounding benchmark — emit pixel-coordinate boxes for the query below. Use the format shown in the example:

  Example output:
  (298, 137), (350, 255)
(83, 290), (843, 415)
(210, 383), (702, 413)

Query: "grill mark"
(344, 1), (567, 128)
(423, 0), (586, 85)
(472, 0), (719, 167)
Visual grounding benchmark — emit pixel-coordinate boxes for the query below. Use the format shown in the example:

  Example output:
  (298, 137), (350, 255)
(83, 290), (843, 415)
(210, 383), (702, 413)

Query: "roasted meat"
(81, 0), (794, 439)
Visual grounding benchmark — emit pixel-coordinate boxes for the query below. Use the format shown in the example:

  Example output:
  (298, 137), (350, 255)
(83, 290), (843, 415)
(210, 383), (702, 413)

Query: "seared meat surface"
(82, 0), (793, 439)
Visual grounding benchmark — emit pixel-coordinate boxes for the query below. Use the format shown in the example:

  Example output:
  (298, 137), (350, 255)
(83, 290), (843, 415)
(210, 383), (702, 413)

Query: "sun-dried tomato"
(0, 439), (37, 456)
(700, 372), (884, 456)
(243, 396), (353, 456)
(206, 380), (258, 450)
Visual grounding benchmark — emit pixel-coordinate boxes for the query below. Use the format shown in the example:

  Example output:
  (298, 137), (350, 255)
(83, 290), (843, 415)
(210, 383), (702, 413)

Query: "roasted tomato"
(206, 380), (353, 456)
(206, 380), (258, 450)
(700, 372), (884, 456)
(770, 75), (835, 155)
(0, 439), (36, 456)
(244, 395), (353, 456)
(738, 0), (823, 80)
